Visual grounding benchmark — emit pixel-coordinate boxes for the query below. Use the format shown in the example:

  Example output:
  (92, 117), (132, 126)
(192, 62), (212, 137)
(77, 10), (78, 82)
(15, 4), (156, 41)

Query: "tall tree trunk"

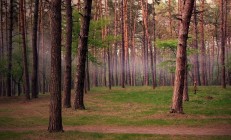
(31, 0), (39, 98)
(20, 0), (30, 100)
(220, 0), (226, 88)
(74, 0), (93, 110)
(193, 0), (201, 86)
(152, 0), (157, 88)
(0, 0), (3, 96)
(131, 9), (137, 86)
(40, 0), (45, 94)
(141, 0), (149, 86)
(3, 0), (8, 97)
(170, 0), (194, 114)
(121, 0), (125, 88)
(114, 0), (118, 86)
(63, 0), (72, 108)
(200, 0), (207, 86)
(48, 0), (63, 132)
(7, 0), (13, 97)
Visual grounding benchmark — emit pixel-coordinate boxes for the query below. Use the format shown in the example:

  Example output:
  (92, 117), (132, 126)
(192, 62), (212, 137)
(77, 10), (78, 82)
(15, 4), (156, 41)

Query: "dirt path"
(1, 125), (231, 136)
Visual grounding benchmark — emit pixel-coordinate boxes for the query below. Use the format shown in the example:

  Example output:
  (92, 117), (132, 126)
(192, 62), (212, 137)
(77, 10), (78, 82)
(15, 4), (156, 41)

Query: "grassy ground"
(0, 86), (231, 139)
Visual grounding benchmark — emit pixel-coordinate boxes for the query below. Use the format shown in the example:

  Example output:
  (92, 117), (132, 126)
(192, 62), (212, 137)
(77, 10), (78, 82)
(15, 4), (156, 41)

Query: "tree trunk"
(7, 0), (13, 97)
(74, 0), (93, 110)
(220, 0), (226, 88)
(193, 0), (201, 86)
(170, 0), (194, 114)
(151, 0), (156, 89)
(63, 0), (72, 108)
(114, 0), (118, 86)
(31, 0), (39, 98)
(200, 0), (207, 86)
(121, 0), (125, 88)
(48, 0), (63, 132)
(141, 0), (149, 86)
(20, 0), (30, 100)
(0, 0), (3, 96)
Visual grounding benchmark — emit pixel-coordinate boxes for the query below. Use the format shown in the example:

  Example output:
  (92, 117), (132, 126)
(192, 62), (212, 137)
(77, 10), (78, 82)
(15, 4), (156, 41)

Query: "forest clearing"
(0, 86), (231, 139)
(0, 0), (231, 139)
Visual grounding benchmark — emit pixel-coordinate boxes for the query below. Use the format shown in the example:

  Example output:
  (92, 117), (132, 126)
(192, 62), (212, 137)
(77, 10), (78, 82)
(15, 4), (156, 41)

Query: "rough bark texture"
(63, 0), (72, 108)
(171, 0), (194, 114)
(74, 0), (93, 110)
(20, 0), (30, 100)
(31, 0), (39, 98)
(48, 0), (63, 132)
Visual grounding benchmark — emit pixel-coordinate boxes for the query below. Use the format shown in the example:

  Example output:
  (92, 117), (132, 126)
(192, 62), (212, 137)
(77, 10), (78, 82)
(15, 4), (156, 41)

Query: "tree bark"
(63, 0), (72, 108)
(170, 0), (194, 114)
(31, 0), (39, 98)
(74, 0), (93, 110)
(48, 0), (63, 132)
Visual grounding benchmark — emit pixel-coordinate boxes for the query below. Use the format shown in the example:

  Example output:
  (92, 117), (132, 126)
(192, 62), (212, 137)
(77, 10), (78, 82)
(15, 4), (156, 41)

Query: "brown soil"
(1, 125), (231, 136)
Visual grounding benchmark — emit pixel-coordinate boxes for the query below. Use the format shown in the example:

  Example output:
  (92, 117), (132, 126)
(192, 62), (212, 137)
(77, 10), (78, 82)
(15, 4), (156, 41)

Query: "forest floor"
(0, 86), (231, 139)
(1, 125), (231, 136)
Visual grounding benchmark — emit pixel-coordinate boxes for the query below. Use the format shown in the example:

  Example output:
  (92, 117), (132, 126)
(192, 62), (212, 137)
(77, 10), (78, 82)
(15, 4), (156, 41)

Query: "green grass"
(0, 86), (231, 139)
(0, 131), (231, 140)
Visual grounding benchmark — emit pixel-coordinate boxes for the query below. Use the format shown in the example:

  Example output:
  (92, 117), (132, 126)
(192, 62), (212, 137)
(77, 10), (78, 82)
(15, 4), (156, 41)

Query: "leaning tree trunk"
(170, 0), (194, 114)
(31, 0), (39, 98)
(63, 0), (72, 108)
(20, 0), (30, 100)
(74, 0), (93, 110)
(48, 0), (63, 132)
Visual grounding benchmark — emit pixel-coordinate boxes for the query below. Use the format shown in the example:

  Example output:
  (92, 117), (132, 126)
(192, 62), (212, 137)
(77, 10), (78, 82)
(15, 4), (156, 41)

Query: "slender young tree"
(74, 0), (93, 110)
(31, 0), (39, 98)
(48, 0), (63, 132)
(63, 0), (72, 108)
(170, 0), (194, 113)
